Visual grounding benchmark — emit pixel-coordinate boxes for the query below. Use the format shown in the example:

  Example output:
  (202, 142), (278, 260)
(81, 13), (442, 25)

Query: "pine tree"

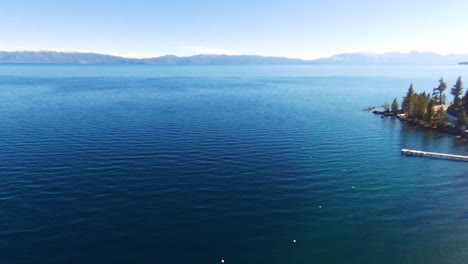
(457, 110), (467, 129)
(391, 98), (399, 114)
(402, 84), (415, 117)
(415, 92), (429, 119)
(424, 99), (435, 123)
(464, 89), (468, 109)
(415, 93), (424, 119)
(432, 77), (447, 105)
(435, 106), (449, 126)
(451, 76), (464, 108)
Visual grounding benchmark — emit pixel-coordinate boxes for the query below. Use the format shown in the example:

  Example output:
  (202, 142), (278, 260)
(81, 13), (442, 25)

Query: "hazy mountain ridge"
(140, 54), (309, 65)
(1, 51), (468, 65)
(0, 51), (311, 65)
(0, 51), (136, 64)
(313, 52), (468, 65)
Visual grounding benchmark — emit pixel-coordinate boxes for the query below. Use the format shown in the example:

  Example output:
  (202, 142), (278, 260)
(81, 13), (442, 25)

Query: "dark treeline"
(386, 76), (468, 132)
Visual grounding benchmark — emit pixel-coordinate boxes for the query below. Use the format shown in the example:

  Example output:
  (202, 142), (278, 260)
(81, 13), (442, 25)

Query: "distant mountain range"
(315, 52), (468, 65)
(1, 51), (468, 65)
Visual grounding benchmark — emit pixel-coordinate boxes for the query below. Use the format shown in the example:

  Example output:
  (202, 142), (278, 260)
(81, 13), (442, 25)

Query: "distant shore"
(2, 50), (468, 65)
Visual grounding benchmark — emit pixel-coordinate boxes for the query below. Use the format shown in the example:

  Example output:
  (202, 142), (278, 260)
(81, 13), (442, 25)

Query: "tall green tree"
(391, 98), (399, 114)
(415, 92), (429, 119)
(402, 87), (431, 119)
(457, 110), (468, 129)
(432, 77), (447, 105)
(435, 106), (449, 126)
(464, 89), (468, 109)
(424, 99), (435, 123)
(402, 84), (415, 116)
(451, 76), (464, 108)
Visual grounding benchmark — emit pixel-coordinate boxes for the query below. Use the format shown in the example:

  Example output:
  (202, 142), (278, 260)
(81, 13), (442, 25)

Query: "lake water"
(0, 65), (467, 264)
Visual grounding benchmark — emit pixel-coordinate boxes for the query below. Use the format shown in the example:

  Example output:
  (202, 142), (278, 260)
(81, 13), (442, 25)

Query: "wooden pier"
(401, 149), (468, 162)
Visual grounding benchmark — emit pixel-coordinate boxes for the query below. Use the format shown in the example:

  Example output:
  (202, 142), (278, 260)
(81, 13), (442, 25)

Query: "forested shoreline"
(373, 76), (468, 138)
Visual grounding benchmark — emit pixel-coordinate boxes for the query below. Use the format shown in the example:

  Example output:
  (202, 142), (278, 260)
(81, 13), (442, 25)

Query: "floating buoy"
(221, 260), (224, 263)
(319, 205), (322, 208)
(293, 240), (296, 243)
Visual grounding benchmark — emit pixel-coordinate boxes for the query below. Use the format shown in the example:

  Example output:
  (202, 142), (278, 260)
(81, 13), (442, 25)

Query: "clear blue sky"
(1, 0), (467, 59)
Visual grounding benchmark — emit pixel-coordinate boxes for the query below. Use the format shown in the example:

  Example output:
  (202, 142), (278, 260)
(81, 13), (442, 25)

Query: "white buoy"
(319, 205), (322, 208)
(221, 260), (224, 263)
(352, 186), (355, 189)
(293, 239), (296, 243)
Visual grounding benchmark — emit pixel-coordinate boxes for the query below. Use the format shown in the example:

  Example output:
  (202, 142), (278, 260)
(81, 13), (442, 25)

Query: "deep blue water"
(0, 65), (467, 264)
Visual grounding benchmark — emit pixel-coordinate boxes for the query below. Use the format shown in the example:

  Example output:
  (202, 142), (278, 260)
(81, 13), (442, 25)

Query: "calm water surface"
(0, 65), (467, 263)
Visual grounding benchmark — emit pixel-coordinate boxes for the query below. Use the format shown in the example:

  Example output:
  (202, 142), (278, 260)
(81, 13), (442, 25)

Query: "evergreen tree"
(457, 110), (468, 129)
(435, 106), (449, 126)
(451, 76), (464, 108)
(415, 93), (423, 119)
(432, 77), (447, 105)
(402, 84), (415, 116)
(415, 92), (429, 119)
(391, 98), (399, 114)
(424, 99), (435, 123)
(401, 89), (431, 120)
(464, 89), (468, 109)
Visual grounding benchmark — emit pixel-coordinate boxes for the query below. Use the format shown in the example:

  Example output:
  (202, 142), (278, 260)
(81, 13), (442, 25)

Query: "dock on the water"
(401, 149), (468, 162)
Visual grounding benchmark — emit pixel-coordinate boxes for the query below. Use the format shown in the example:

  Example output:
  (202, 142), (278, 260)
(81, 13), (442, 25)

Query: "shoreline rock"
(372, 111), (468, 139)
(363, 106), (376, 111)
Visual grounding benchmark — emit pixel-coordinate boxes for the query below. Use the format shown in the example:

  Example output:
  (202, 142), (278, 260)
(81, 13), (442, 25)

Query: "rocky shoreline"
(372, 110), (468, 139)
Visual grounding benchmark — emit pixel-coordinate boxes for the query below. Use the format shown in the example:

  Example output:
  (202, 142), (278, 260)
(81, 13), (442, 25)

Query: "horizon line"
(1, 49), (468, 61)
